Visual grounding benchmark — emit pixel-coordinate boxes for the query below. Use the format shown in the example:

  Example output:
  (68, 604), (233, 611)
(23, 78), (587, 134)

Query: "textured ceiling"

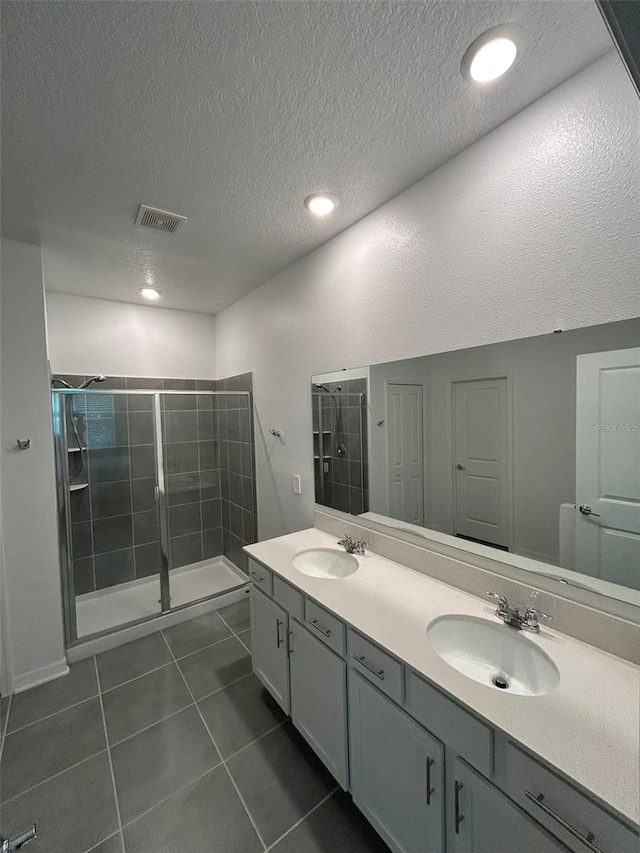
(1, 1), (612, 314)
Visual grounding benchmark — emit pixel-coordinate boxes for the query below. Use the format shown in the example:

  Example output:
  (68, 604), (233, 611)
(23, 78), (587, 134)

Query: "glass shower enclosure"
(52, 388), (254, 646)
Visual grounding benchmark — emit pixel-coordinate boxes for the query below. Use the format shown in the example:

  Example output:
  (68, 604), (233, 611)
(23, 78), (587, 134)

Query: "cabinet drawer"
(247, 558), (273, 595)
(406, 671), (493, 778)
(273, 576), (303, 621)
(303, 599), (346, 657)
(504, 743), (639, 853)
(348, 629), (404, 704)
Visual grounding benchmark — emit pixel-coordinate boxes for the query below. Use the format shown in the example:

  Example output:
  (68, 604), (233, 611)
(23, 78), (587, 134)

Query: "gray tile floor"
(0, 600), (389, 853)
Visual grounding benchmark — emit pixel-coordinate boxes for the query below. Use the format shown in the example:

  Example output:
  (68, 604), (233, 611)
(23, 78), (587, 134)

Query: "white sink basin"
(292, 548), (358, 579)
(427, 615), (559, 696)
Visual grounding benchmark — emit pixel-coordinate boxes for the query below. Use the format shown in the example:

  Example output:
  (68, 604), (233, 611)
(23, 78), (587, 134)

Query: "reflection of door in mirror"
(386, 384), (424, 526)
(452, 377), (511, 551)
(575, 348), (640, 590)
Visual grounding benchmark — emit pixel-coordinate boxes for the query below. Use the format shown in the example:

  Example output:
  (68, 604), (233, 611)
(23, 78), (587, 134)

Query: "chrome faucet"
(486, 592), (552, 633)
(338, 534), (366, 555)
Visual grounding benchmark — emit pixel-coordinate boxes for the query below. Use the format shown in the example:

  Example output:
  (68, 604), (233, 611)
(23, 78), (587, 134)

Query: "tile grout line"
(117, 763), (224, 833)
(159, 631), (269, 852)
(1, 748), (110, 806)
(217, 606), (251, 648)
(99, 660), (174, 696)
(107, 699), (194, 749)
(223, 720), (287, 763)
(168, 629), (242, 664)
(84, 832), (122, 853)
(4, 692), (101, 737)
(190, 670), (254, 705)
(0, 694), (13, 764)
(263, 786), (340, 852)
(94, 658), (125, 848)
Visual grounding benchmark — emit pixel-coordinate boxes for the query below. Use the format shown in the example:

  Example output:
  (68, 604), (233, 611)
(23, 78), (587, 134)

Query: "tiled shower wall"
(312, 378), (368, 516)
(56, 373), (256, 594)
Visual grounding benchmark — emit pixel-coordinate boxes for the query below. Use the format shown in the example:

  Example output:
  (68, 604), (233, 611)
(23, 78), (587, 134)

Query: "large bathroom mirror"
(312, 318), (640, 609)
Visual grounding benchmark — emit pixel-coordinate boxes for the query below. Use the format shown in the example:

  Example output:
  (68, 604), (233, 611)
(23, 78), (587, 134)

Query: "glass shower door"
(55, 389), (163, 641)
(158, 391), (229, 608)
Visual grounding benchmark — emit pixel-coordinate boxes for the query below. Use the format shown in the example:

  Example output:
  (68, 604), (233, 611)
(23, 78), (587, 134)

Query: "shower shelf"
(312, 431), (332, 435)
(313, 455), (333, 461)
(69, 483), (89, 492)
(68, 447), (87, 452)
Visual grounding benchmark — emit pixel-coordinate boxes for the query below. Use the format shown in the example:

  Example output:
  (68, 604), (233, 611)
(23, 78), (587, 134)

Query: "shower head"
(79, 375), (106, 389)
(315, 383), (342, 394)
(51, 377), (73, 389)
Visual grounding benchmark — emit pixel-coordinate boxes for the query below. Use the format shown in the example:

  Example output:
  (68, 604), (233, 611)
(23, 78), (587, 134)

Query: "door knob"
(456, 463), (466, 470)
(579, 504), (601, 518)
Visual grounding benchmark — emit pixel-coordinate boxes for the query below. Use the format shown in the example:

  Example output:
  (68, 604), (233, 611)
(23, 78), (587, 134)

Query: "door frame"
(448, 373), (514, 552)
(384, 380), (426, 523)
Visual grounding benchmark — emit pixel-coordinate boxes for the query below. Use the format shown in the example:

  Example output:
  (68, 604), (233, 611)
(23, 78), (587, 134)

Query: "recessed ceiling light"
(461, 26), (520, 84)
(140, 287), (161, 300)
(304, 193), (339, 217)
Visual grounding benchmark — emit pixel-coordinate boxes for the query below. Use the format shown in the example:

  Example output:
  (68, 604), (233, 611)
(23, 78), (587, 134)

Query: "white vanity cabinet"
(349, 670), (445, 853)
(250, 586), (291, 714)
(247, 556), (639, 853)
(452, 759), (569, 853)
(289, 619), (348, 788)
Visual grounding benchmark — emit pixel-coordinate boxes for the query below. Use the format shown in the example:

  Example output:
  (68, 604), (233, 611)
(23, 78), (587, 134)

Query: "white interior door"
(386, 383), (424, 525)
(453, 377), (510, 548)
(575, 348), (640, 588)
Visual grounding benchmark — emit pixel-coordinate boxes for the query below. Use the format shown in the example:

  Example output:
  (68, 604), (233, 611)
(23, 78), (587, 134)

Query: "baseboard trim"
(13, 658), (70, 694)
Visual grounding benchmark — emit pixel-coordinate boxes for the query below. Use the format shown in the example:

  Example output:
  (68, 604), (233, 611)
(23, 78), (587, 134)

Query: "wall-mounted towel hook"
(16, 438), (31, 450)
(269, 428), (283, 438)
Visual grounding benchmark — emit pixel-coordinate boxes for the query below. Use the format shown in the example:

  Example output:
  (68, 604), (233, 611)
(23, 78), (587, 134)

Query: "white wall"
(215, 53), (640, 541)
(1, 239), (67, 691)
(45, 292), (216, 379)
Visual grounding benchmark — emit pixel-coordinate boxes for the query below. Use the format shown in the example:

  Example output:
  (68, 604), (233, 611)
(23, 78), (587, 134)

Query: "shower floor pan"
(75, 557), (247, 638)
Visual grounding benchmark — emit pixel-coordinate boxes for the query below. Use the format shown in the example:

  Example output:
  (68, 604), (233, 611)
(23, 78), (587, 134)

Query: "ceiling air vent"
(135, 204), (187, 234)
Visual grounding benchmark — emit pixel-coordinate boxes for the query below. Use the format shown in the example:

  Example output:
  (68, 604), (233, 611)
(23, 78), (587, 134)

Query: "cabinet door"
(250, 587), (290, 714)
(349, 671), (444, 853)
(452, 759), (569, 853)
(290, 620), (348, 789)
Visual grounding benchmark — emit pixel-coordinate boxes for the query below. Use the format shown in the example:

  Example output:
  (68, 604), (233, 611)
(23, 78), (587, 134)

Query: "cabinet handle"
(353, 655), (385, 680)
(250, 571), (264, 584)
(307, 618), (331, 638)
(287, 630), (294, 657)
(276, 618), (283, 648)
(454, 781), (464, 834)
(425, 757), (435, 806)
(525, 791), (603, 853)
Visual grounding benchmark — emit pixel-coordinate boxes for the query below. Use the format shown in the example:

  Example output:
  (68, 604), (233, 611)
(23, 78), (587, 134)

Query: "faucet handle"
(522, 606), (552, 633)
(486, 591), (508, 608)
(526, 607), (552, 622)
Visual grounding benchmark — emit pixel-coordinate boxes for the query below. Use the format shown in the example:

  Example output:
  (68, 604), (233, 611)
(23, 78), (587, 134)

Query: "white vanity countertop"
(245, 527), (640, 827)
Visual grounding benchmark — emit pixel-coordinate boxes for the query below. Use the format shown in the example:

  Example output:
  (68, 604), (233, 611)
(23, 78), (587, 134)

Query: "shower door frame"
(52, 388), (251, 648)
(312, 390), (367, 513)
